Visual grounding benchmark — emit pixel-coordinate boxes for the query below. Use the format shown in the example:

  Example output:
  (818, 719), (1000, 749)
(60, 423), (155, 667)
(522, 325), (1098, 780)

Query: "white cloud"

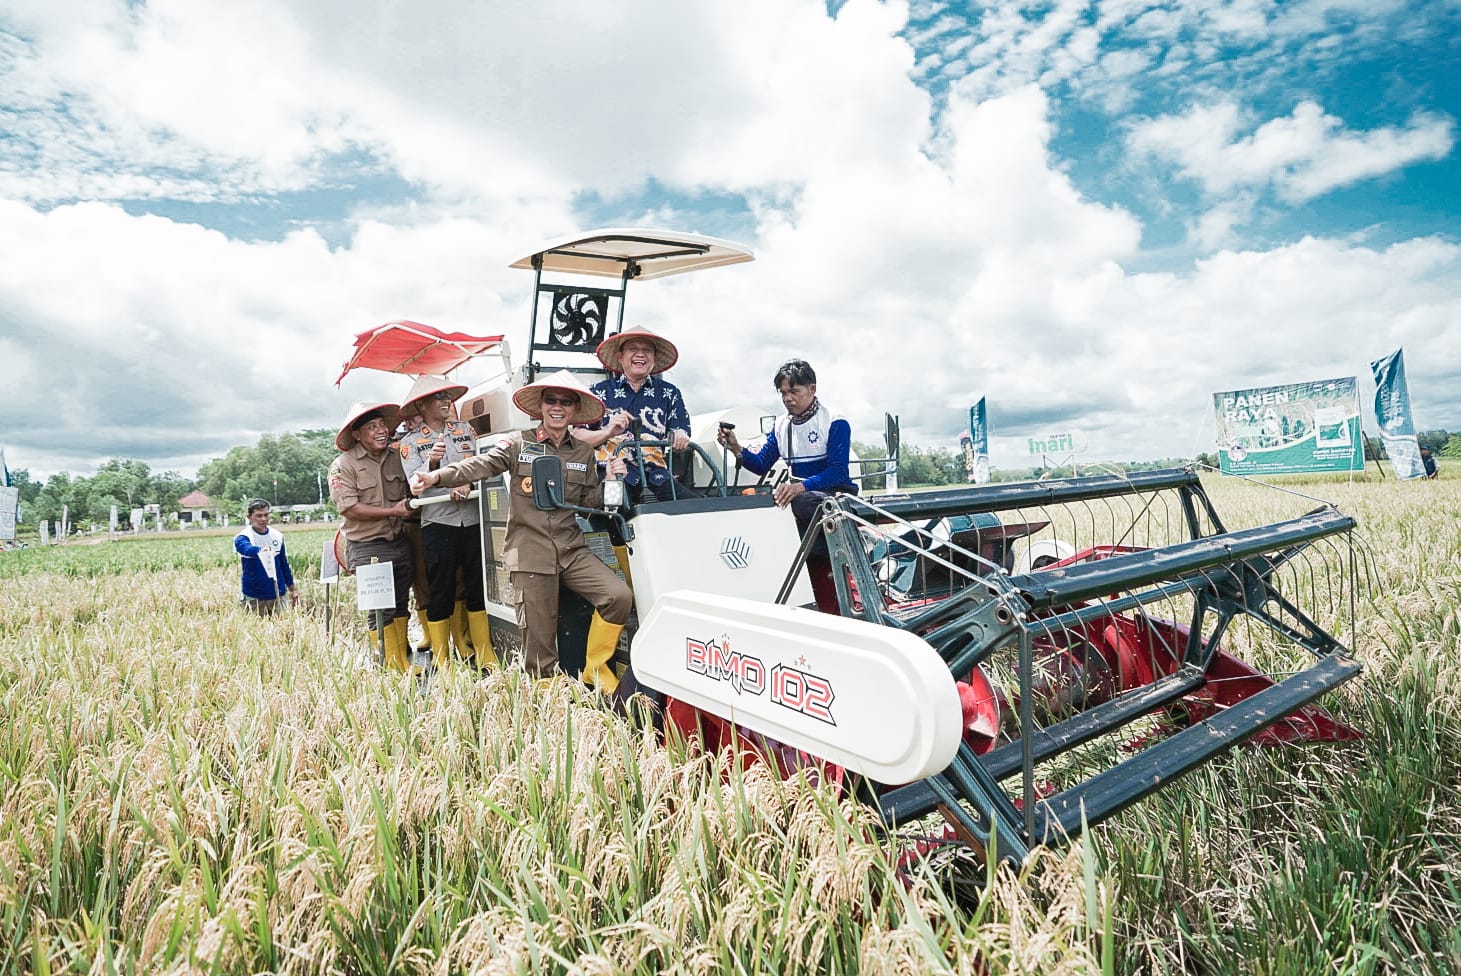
(1128, 99), (1455, 201)
(0, 0), (1458, 485)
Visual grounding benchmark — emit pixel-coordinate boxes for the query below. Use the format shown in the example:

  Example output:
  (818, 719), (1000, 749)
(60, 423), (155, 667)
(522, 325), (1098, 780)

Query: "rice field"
(1, 472), (1458, 974)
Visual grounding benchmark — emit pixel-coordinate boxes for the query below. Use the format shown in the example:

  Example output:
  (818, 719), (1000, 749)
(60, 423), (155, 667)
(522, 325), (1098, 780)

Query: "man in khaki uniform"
(329, 400), (414, 671)
(409, 370), (631, 689)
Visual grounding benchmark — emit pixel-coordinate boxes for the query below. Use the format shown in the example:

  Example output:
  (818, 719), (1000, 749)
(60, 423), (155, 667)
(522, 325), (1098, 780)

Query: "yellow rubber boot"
(382, 617), (410, 673)
(415, 609), (432, 652)
(427, 619), (453, 670)
(583, 612), (624, 694)
(467, 610), (498, 671)
(450, 600), (473, 658)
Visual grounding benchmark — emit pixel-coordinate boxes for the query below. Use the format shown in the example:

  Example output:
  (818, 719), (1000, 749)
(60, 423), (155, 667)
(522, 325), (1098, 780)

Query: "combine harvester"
(342, 228), (1364, 866)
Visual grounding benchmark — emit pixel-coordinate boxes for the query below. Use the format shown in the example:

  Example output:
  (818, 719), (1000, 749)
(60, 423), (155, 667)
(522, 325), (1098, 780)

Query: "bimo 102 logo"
(686, 636), (837, 725)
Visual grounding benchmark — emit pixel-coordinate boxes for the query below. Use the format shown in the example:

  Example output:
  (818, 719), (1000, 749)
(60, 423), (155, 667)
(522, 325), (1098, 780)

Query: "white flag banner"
(0, 487), (17, 541)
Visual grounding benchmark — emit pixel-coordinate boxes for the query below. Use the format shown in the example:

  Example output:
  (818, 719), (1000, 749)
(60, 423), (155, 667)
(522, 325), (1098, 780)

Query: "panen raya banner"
(1213, 376), (1365, 475)
(1370, 348), (1425, 480)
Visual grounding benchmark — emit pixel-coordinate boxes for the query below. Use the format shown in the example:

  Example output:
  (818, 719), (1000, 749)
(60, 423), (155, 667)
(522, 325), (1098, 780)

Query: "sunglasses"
(429, 391), (456, 402)
(541, 394), (579, 407)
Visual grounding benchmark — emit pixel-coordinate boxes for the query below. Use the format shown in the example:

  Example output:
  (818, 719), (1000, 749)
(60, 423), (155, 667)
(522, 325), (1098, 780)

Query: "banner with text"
(1370, 348), (1424, 480)
(965, 398), (990, 484)
(1213, 376), (1364, 475)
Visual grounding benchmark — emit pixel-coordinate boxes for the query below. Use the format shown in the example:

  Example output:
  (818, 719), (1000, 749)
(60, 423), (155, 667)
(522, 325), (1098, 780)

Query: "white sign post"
(355, 560), (396, 667)
(355, 560), (396, 611)
(320, 536), (341, 640)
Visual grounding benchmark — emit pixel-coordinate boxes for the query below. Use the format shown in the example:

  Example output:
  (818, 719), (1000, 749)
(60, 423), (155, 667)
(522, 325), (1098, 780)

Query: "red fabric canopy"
(335, 320), (505, 384)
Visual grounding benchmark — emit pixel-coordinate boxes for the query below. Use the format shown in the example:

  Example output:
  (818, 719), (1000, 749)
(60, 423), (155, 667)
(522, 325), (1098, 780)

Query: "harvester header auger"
(643, 465), (1364, 867)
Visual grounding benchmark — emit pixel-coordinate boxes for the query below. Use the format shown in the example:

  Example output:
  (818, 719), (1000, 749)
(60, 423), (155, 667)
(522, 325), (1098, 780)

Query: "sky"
(1, 0), (1458, 481)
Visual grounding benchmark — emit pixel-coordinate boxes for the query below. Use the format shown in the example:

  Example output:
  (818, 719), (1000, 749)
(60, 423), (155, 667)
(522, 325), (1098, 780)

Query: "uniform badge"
(519, 477), (533, 495)
(566, 462), (588, 472)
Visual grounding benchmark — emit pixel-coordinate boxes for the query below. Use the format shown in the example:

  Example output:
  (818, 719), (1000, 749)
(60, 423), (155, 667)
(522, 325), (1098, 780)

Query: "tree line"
(10, 426), (1459, 533)
(10, 430), (339, 532)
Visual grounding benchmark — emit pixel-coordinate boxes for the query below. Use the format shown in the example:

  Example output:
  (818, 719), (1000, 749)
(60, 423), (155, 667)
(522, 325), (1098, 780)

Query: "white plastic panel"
(626, 502), (813, 611)
(632, 590), (962, 783)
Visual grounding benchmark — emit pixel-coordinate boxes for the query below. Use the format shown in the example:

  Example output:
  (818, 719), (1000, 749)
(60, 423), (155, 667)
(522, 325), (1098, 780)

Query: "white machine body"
(625, 499), (813, 611)
(632, 590), (963, 784)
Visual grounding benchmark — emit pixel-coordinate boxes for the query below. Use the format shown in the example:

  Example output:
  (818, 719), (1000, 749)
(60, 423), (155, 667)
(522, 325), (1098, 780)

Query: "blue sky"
(1, 0), (1458, 479)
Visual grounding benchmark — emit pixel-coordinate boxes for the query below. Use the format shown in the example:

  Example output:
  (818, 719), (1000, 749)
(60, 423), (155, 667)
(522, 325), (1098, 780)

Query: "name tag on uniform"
(519, 453), (541, 463)
(565, 462), (588, 471)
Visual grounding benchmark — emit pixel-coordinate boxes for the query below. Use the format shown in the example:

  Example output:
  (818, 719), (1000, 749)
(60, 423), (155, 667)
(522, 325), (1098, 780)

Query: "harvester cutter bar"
(879, 664), (1210, 825)
(1031, 651), (1361, 842)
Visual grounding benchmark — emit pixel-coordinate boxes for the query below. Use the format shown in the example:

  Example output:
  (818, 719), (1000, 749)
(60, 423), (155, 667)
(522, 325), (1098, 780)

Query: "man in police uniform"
(399, 373), (497, 671)
(391, 406), (436, 659)
(329, 400), (414, 670)
(408, 370), (631, 689)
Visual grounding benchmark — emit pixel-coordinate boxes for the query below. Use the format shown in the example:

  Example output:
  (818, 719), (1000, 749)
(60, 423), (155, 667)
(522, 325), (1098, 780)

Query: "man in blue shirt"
(717, 358), (855, 611)
(578, 325), (702, 503)
(235, 499), (297, 615)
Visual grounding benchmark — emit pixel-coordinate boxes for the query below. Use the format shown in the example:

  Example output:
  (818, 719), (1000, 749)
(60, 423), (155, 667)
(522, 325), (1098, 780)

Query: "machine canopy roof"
(508, 228), (754, 281)
(335, 320), (504, 384)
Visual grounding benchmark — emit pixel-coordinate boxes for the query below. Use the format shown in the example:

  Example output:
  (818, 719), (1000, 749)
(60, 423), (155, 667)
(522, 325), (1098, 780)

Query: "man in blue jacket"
(717, 358), (855, 611)
(235, 498), (297, 615)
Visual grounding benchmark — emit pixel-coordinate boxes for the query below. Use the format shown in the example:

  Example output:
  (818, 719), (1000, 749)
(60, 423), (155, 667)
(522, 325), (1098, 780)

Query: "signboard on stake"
(320, 535), (341, 585)
(1213, 376), (1365, 475)
(355, 560), (397, 611)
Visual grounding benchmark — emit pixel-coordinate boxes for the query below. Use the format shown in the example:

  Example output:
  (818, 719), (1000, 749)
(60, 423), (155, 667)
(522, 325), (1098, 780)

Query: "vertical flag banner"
(958, 430), (975, 482)
(1370, 348), (1425, 480)
(0, 447), (13, 542)
(0, 488), (16, 541)
(969, 398), (990, 485)
(1213, 376), (1365, 475)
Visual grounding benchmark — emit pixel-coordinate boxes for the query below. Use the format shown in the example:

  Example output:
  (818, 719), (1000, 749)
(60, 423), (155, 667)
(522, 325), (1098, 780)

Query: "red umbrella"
(335, 320), (505, 384)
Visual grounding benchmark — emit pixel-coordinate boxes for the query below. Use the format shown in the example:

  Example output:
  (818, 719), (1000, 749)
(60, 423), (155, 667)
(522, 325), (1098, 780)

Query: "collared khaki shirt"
(329, 442), (409, 543)
(435, 427), (603, 574)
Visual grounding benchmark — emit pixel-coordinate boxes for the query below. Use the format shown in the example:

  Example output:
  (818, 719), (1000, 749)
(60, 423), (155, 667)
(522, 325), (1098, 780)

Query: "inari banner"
(1370, 348), (1425, 480)
(1213, 377), (1365, 476)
